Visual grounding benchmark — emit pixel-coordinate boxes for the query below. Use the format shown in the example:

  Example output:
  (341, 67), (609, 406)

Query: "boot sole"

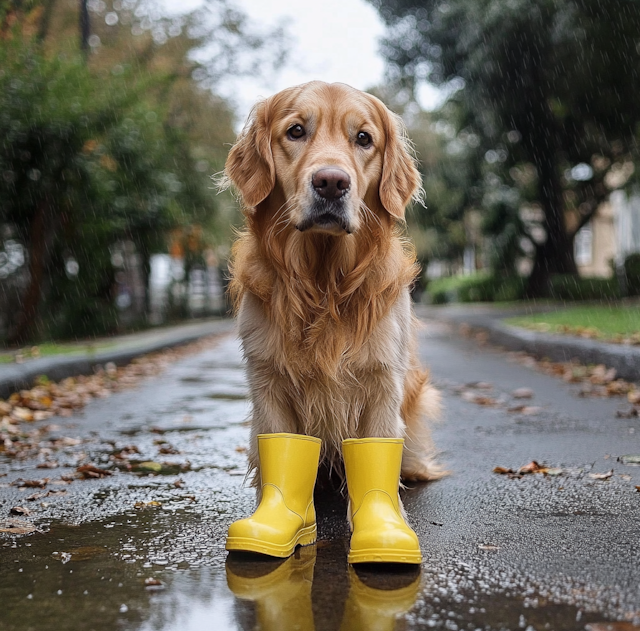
(348, 548), (422, 564)
(226, 524), (317, 558)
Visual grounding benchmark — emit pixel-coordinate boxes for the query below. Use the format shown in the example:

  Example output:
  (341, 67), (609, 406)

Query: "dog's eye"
(287, 124), (306, 140)
(356, 131), (372, 147)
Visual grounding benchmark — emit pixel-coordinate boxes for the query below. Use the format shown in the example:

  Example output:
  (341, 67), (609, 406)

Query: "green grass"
(506, 305), (640, 342)
(0, 341), (117, 364)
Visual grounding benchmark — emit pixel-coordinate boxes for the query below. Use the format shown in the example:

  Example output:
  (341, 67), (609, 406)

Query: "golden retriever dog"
(221, 81), (444, 485)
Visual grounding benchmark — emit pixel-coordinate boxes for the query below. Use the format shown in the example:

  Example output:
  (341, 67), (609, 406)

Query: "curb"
(0, 319), (236, 399)
(426, 306), (640, 382)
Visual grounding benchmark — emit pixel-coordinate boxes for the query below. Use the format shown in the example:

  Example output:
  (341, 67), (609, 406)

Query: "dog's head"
(223, 81), (422, 235)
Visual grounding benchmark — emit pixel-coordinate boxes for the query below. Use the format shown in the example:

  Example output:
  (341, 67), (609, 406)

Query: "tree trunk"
(8, 199), (49, 345)
(79, 0), (90, 56)
(525, 135), (578, 298)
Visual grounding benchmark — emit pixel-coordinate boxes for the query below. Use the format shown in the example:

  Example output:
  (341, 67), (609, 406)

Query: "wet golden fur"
(222, 81), (445, 483)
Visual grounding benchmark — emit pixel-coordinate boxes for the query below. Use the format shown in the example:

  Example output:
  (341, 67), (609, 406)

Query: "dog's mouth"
(296, 200), (353, 235)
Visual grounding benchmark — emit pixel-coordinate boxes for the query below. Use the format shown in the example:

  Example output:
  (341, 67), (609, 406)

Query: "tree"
(369, 0), (640, 295)
(0, 0), (285, 343)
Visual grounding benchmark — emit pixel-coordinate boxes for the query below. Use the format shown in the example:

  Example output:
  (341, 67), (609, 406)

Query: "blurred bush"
(426, 273), (526, 304)
(427, 273), (621, 304)
(548, 275), (621, 301)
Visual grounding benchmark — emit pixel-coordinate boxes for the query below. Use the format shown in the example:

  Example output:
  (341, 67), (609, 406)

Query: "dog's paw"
(401, 458), (449, 482)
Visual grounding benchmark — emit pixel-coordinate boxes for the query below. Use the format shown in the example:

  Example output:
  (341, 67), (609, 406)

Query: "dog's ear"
(225, 100), (275, 210)
(379, 110), (422, 220)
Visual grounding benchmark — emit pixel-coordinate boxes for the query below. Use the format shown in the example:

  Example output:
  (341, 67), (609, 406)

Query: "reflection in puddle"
(226, 547), (316, 630)
(342, 566), (421, 631)
(0, 512), (625, 631)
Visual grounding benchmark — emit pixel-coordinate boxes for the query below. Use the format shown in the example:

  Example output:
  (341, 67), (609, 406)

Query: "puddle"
(0, 512), (624, 631)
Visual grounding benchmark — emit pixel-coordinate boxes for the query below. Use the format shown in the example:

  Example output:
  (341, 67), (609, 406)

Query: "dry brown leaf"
(493, 466), (514, 474)
(0, 518), (37, 534)
(628, 390), (640, 405)
(588, 469), (614, 480)
(36, 461), (59, 469)
(518, 461), (548, 474)
(512, 387), (534, 399)
(9, 506), (30, 516)
(12, 478), (48, 488)
(76, 464), (112, 479)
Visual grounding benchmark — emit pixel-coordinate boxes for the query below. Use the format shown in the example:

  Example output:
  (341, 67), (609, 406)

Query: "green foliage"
(426, 273), (525, 304)
(0, 39), (223, 342)
(548, 275), (620, 302)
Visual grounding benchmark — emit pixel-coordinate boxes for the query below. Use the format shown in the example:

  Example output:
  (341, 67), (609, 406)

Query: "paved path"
(1, 318), (639, 631)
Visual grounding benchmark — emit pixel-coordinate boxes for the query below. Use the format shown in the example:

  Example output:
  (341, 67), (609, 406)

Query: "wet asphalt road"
(1, 314), (639, 631)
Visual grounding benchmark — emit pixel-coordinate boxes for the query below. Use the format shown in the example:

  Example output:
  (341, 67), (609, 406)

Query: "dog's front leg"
(245, 357), (300, 487)
(356, 368), (406, 439)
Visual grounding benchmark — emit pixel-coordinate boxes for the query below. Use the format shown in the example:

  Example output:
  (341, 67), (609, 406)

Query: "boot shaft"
(257, 433), (321, 515)
(342, 438), (403, 513)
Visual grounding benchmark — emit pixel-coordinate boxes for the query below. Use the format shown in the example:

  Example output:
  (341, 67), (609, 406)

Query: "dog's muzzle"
(296, 198), (352, 234)
(297, 167), (353, 234)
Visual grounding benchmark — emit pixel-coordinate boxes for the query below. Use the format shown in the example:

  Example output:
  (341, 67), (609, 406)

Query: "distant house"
(575, 189), (640, 278)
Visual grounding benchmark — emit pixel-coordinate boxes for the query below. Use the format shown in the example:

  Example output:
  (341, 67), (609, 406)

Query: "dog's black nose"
(312, 168), (351, 200)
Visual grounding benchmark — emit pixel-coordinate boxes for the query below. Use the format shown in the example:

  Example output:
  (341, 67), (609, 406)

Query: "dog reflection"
(226, 549), (420, 631)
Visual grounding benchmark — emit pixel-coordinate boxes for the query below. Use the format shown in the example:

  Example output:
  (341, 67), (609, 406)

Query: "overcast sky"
(162, 0), (443, 123)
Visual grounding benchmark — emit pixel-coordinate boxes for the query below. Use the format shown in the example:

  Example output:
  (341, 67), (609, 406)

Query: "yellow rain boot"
(226, 545), (316, 631)
(226, 433), (321, 557)
(343, 438), (422, 564)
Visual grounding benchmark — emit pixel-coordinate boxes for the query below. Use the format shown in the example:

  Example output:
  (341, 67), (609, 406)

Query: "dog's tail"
(401, 367), (449, 481)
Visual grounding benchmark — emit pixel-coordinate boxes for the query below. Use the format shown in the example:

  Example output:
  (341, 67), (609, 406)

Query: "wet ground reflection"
(0, 508), (617, 631)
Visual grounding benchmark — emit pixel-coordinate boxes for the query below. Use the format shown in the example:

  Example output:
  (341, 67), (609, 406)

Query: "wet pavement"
(1, 319), (639, 631)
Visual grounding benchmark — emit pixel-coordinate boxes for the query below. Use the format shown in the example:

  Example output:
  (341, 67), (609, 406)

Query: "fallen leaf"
(465, 381), (493, 390)
(76, 464), (112, 479)
(619, 455), (640, 466)
(518, 461), (548, 474)
(36, 461), (59, 469)
(144, 577), (164, 590)
(588, 469), (614, 480)
(628, 391), (640, 405)
(462, 391), (498, 406)
(135, 461), (163, 473)
(546, 468), (563, 476)
(158, 445), (180, 455)
(25, 492), (47, 501)
(0, 518), (37, 534)
(9, 506), (30, 516)
(12, 478), (48, 488)
(512, 387), (534, 399)
(493, 466), (514, 474)
(134, 501), (162, 509)
(507, 405), (542, 415)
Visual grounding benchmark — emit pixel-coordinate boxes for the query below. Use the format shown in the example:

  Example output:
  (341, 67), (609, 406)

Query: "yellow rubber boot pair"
(226, 433), (321, 557)
(226, 433), (421, 565)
